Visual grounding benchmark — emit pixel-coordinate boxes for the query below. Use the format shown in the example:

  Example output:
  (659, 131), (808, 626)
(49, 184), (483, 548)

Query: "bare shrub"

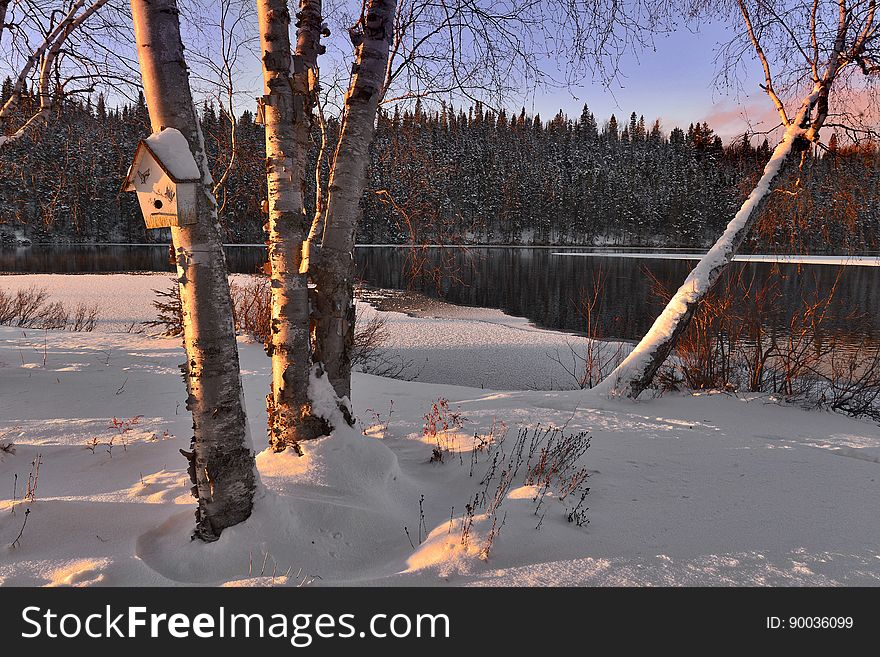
(0, 286), (98, 331)
(70, 303), (99, 332)
(549, 269), (624, 389)
(40, 301), (69, 330)
(353, 310), (389, 366)
(422, 397), (465, 463)
(652, 267), (743, 392)
(0, 287), (48, 326)
(455, 422), (591, 557)
(229, 278), (272, 343)
(821, 341), (880, 421)
(352, 307), (417, 380)
(148, 276), (414, 380)
(1, 287), (48, 326)
(652, 266), (880, 420)
(0, 291), (11, 324)
(148, 277), (273, 342)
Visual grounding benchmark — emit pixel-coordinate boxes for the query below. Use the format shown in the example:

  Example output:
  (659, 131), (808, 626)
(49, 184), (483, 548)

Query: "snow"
(143, 128), (202, 182)
(1, 273), (880, 586)
(0, 273), (633, 389)
(356, 300), (630, 390)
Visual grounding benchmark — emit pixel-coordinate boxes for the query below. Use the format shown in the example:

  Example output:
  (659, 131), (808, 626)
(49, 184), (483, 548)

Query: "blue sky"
(527, 21), (776, 143)
(187, 7), (780, 145)
(179, 3), (788, 145)
(218, 11), (774, 146)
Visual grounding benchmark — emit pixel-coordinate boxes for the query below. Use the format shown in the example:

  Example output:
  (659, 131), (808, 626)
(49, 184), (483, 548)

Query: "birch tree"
(131, 0), (257, 540)
(595, 0), (879, 399)
(0, 0), (113, 147)
(310, 0), (397, 402)
(0, 1), (10, 43)
(257, 0), (330, 451)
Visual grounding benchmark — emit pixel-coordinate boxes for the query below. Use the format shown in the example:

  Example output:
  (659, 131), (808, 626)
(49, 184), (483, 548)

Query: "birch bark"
(312, 0), (397, 401)
(258, 0), (328, 452)
(595, 0), (865, 398)
(131, 0), (256, 540)
(0, 1), (10, 44)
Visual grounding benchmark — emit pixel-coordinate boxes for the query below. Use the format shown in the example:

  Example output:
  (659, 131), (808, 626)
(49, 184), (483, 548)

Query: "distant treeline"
(1, 76), (878, 251)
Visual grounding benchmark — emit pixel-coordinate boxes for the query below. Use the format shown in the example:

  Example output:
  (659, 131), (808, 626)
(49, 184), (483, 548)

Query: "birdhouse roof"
(123, 127), (202, 191)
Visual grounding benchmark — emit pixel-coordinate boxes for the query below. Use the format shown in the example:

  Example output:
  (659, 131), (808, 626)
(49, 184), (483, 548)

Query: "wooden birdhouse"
(123, 127), (201, 229)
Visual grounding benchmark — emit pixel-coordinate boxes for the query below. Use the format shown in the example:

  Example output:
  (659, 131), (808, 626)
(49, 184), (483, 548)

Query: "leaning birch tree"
(595, 0), (879, 399)
(131, 0), (257, 539)
(257, 0), (330, 451)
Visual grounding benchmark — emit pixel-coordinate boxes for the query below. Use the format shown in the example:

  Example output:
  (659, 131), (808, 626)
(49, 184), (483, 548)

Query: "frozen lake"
(2, 244), (880, 343)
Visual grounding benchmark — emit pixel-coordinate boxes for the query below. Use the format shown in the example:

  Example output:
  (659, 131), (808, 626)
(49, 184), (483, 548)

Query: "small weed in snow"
(24, 453), (42, 502)
(84, 416), (153, 456)
(464, 424), (592, 557)
(423, 397), (465, 463)
(9, 507), (31, 549)
(362, 400), (394, 437)
(106, 415), (143, 456)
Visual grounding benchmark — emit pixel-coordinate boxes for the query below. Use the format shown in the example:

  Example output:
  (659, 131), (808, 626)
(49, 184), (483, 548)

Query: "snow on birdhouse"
(123, 127), (202, 229)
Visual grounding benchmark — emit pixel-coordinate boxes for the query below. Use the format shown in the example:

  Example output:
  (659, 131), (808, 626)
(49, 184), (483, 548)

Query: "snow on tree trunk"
(594, 87), (822, 399)
(257, 0), (328, 453)
(131, 0), (256, 540)
(313, 0), (397, 402)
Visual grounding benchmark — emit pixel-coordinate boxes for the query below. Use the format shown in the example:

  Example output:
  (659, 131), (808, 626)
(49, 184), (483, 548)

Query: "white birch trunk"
(313, 0), (396, 402)
(131, 0), (256, 540)
(258, 0), (328, 452)
(594, 87), (823, 399)
(0, 1), (11, 44)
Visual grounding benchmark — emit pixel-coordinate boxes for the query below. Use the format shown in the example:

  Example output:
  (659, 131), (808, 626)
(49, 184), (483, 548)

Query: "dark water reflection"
(0, 244), (266, 275)
(2, 245), (879, 343)
(355, 247), (880, 343)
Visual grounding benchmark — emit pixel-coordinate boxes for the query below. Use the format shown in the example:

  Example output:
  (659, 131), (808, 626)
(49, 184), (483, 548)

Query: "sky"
(526, 21), (777, 144)
(0, 2), (783, 145)
(216, 7), (778, 146)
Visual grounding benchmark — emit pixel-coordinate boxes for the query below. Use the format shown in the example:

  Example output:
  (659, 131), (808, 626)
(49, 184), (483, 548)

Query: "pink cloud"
(701, 87), (877, 145)
(700, 98), (782, 144)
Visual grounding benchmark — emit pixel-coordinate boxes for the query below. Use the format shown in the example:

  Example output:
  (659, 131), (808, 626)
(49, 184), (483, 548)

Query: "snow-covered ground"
(1, 274), (879, 586)
(0, 273), (625, 390)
